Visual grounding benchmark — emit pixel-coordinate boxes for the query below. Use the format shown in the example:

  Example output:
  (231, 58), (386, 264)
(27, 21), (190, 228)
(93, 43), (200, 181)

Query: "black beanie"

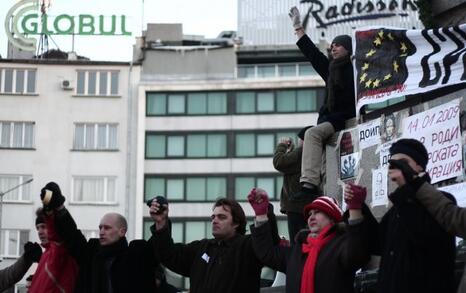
(332, 35), (352, 55)
(297, 125), (313, 140)
(389, 139), (429, 170)
(41, 182), (62, 198)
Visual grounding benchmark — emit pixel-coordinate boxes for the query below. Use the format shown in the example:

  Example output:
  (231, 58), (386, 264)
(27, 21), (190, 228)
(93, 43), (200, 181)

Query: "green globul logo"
(5, 0), (132, 52)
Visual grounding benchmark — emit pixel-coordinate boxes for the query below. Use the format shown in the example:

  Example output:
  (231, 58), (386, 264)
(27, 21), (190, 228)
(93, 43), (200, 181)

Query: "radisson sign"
(5, 0), (132, 51)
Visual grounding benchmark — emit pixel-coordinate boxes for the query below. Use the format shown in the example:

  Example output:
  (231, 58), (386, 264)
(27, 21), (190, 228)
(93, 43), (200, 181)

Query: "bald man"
(39, 182), (158, 293)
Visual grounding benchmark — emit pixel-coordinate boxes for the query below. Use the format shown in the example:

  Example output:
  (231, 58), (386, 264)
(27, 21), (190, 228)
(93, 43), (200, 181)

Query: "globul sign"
(5, 0), (132, 52)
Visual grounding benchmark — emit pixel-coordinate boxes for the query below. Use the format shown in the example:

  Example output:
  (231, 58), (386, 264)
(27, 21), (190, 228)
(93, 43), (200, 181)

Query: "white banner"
(353, 24), (466, 112)
(372, 168), (388, 207)
(439, 182), (466, 208)
(358, 118), (381, 150)
(402, 99), (463, 183)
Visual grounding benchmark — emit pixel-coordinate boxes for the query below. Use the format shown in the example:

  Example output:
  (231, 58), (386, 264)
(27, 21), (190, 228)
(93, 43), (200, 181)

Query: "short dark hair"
(213, 198), (246, 235)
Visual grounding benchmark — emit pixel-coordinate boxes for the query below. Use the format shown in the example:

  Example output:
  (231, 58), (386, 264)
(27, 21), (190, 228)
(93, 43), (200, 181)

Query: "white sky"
(0, 0), (237, 61)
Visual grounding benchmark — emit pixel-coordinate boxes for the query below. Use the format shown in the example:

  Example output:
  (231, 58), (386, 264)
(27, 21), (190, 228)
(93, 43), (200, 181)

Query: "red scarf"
(300, 225), (336, 293)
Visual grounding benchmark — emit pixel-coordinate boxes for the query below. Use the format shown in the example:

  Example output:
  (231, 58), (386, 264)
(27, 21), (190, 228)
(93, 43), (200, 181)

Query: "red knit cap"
(303, 196), (343, 223)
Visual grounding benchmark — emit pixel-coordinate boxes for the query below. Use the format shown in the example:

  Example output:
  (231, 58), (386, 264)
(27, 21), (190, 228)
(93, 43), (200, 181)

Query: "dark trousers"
(287, 211), (307, 246)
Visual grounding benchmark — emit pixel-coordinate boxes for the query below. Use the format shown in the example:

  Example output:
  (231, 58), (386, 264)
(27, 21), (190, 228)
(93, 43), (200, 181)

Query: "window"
(146, 133), (227, 158)
(145, 176), (227, 201)
(237, 66), (255, 78)
(235, 176), (281, 201)
(72, 176), (116, 203)
(73, 123), (117, 150)
(76, 70), (119, 96)
(298, 64), (316, 76)
(146, 92), (227, 116)
(278, 64), (296, 77)
(0, 229), (29, 258)
(0, 175), (32, 201)
(257, 65), (275, 78)
(0, 68), (36, 94)
(0, 121), (34, 149)
(82, 230), (99, 239)
(235, 131), (298, 157)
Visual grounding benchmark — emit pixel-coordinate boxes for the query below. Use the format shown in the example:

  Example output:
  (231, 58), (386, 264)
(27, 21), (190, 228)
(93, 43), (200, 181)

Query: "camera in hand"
(146, 195), (168, 215)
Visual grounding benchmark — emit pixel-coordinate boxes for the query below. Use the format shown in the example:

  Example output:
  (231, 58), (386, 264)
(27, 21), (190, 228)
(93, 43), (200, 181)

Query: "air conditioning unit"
(61, 79), (73, 90)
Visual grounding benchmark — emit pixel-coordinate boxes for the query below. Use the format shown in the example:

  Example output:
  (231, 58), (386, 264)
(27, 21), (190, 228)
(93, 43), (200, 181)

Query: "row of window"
(144, 174), (284, 202)
(236, 63), (316, 79)
(0, 121), (118, 150)
(0, 175), (116, 203)
(146, 88), (324, 116)
(145, 130), (299, 158)
(0, 68), (120, 96)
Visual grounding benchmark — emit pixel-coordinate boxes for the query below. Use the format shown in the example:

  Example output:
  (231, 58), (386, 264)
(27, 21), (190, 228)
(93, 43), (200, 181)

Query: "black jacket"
(376, 182), (457, 293)
(297, 34), (356, 131)
(55, 208), (158, 293)
(251, 214), (373, 293)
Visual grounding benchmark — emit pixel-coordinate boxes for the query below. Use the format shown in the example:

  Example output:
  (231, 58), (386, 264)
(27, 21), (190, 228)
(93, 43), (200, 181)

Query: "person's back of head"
(99, 213), (127, 246)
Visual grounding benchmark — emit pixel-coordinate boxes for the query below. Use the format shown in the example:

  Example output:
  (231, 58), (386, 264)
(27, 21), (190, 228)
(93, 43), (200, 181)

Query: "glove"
(388, 159), (417, 183)
(146, 196), (168, 215)
(288, 6), (303, 30)
(345, 183), (367, 209)
(40, 182), (65, 211)
(23, 242), (42, 263)
(247, 188), (269, 216)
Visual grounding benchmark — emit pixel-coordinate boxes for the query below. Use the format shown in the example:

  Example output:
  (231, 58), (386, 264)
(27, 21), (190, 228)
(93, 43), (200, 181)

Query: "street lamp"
(0, 178), (34, 261)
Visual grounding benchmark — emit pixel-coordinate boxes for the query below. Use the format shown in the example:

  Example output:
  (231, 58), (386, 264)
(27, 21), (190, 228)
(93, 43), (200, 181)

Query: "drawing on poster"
(371, 168), (388, 207)
(340, 152), (359, 180)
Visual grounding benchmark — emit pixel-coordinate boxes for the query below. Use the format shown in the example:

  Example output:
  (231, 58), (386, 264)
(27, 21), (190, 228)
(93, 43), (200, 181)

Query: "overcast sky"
(0, 0), (237, 61)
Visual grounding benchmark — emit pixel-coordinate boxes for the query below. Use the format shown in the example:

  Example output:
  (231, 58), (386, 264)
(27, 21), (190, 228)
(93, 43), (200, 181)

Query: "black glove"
(388, 159), (417, 183)
(23, 242), (42, 263)
(146, 196), (168, 215)
(40, 182), (65, 211)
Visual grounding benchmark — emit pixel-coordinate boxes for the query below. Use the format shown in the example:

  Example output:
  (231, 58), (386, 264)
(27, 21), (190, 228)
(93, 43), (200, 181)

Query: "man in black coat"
(149, 197), (279, 293)
(289, 6), (356, 200)
(40, 182), (158, 293)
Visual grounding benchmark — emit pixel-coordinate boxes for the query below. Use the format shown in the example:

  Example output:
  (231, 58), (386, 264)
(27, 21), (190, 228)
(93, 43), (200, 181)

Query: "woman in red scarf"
(249, 185), (373, 293)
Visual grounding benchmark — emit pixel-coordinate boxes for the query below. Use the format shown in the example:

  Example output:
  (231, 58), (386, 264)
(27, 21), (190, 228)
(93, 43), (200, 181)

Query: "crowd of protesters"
(4, 5), (465, 293)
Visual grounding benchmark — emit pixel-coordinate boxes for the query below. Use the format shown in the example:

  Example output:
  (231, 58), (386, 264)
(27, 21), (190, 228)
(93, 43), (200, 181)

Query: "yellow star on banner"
(383, 74), (392, 81)
(373, 79), (381, 88)
(366, 49), (376, 57)
(378, 30), (384, 39)
(362, 63), (369, 71)
(360, 72), (368, 83)
(365, 79), (373, 88)
(373, 37), (382, 46)
(393, 61), (399, 73)
(388, 33), (394, 41)
(400, 42), (407, 53)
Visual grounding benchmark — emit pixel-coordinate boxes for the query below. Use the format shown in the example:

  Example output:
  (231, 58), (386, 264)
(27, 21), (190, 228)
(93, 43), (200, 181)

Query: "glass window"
(257, 65), (275, 78)
(77, 71), (85, 94)
(15, 70), (24, 93)
(187, 178), (206, 201)
(236, 134), (255, 156)
(0, 230), (29, 258)
(167, 179), (184, 200)
(207, 134), (226, 157)
(4, 69), (13, 93)
(145, 178), (165, 201)
(167, 136), (184, 157)
(236, 92), (255, 113)
(257, 134), (274, 155)
(147, 94), (166, 115)
(168, 94), (185, 114)
(146, 135), (165, 158)
(299, 64), (315, 76)
(172, 222), (184, 243)
(110, 71), (119, 95)
(186, 222), (207, 243)
(72, 176), (116, 203)
(99, 71), (108, 95)
(208, 93), (227, 114)
(0, 175), (32, 201)
(277, 90), (296, 112)
(187, 135), (206, 157)
(257, 92), (274, 112)
(27, 70), (36, 93)
(88, 71), (96, 95)
(235, 177), (254, 200)
(237, 66), (255, 78)
(297, 90), (317, 111)
(257, 177), (275, 199)
(187, 93), (207, 114)
(207, 178), (226, 200)
(278, 64), (296, 77)
(74, 123), (117, 150)
(0, 122), (34, 149)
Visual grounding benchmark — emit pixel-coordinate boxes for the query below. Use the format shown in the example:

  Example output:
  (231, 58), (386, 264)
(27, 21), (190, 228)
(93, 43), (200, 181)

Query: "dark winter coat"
(273, 143), (312, 214)
(55, 208), (158, 293)
(297, 34), (356, 131)
(251, 215), (372, 293)
(0, 255), (33, 291)
(376, 180), (457, 293)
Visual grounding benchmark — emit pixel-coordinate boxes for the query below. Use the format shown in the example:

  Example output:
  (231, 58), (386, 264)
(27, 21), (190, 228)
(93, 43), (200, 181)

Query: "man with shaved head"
(39, 182), (158, 293)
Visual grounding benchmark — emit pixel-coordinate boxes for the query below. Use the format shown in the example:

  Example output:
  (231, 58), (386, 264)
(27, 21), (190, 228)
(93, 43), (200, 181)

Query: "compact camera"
(146, 195), (168, 215)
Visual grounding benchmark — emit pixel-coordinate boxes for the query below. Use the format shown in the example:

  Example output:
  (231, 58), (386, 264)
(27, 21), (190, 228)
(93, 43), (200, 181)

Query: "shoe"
(290, 185), (319, 202)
